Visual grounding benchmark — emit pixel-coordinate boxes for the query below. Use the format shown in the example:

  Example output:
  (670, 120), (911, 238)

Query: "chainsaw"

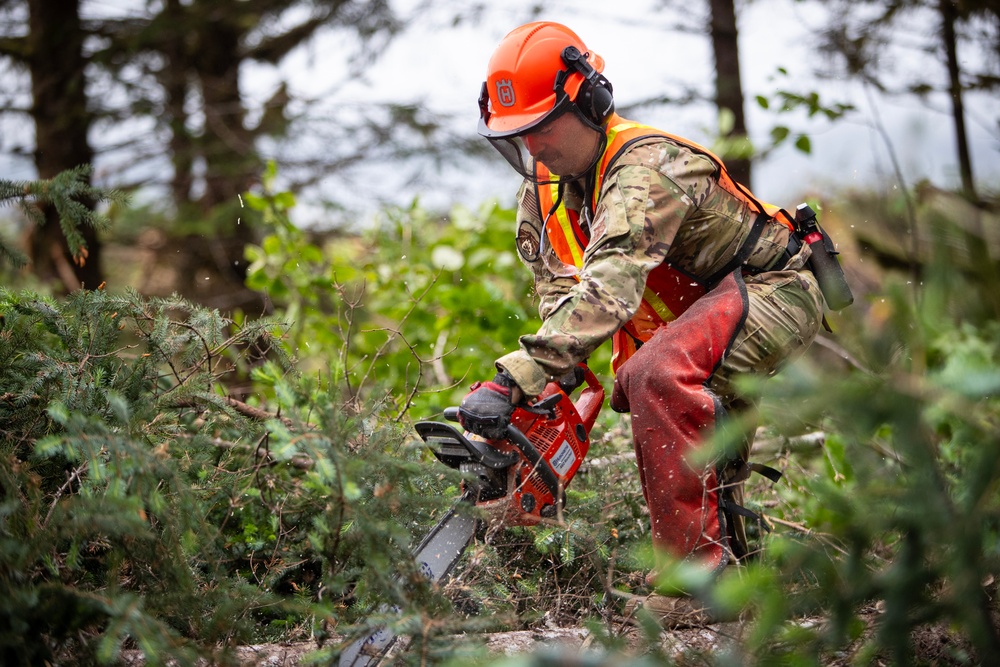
(337, 365), (605, 666)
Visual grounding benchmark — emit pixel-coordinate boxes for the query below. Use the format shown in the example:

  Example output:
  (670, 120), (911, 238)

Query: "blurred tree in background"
(1, 0), (403, 301)
(0, 0), (102, 290)
(817, 0), (1000, 203)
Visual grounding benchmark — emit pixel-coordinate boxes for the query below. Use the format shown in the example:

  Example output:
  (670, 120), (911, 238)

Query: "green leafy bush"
(243, 166), (576, 418)
(0, 288), (288, 665)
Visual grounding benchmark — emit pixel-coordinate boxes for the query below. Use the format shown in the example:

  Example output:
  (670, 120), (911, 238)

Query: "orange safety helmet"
(479, 22), (606, 136)
(478, 22), (614, 181)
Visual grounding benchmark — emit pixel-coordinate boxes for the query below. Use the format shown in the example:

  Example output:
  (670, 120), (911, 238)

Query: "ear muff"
(582, 80), (615, 125)
(561, 46), (615, 125)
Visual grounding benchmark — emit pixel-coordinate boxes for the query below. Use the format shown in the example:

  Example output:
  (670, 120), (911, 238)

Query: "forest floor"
(127, 605), (977, 666)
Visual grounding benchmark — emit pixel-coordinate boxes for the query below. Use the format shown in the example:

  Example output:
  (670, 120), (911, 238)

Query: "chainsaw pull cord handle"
(504, 423), (561, 498)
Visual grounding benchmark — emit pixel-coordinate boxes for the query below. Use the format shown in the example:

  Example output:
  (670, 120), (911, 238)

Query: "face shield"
(477, 80), (575, 184)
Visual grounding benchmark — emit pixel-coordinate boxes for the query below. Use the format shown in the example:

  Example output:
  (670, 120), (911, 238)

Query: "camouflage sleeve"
(497, 147), (719, 396)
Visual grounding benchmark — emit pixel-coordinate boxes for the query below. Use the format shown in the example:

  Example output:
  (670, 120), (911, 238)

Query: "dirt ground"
(150, 608), (980, 667)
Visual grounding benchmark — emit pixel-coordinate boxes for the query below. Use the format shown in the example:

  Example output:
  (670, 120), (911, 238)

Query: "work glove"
(458, 370), (518, 440)
(557, 365), (586, 394)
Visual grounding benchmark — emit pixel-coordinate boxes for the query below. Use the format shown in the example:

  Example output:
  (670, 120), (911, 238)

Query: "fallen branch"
(751, 431), (827, 456)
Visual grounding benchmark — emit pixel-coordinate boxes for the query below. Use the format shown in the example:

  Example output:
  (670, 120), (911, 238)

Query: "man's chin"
(538, 160), (560, 175)
(542, 162), (570, 177)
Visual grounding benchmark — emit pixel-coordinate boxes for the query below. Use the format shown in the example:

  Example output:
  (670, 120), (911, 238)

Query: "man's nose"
(523, 133), (543, 156)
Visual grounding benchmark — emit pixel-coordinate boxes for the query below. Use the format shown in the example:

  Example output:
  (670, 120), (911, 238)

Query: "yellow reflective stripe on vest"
(642, 286), (675, 323)
(591, 120), (651, 207)
(546, 181), (585, 268)
(604, 120), (649, 148)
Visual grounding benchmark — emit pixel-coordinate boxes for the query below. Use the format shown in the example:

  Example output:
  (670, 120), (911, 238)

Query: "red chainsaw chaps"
(611, 269), (749, 575)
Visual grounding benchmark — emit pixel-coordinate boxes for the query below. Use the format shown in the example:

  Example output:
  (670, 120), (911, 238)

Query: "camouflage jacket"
(496, 135), (795, 396)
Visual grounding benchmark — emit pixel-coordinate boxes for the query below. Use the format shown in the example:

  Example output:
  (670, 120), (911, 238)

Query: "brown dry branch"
(168, 395), (295, 428)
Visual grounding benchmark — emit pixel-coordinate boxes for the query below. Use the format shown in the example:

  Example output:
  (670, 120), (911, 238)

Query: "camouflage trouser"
(708, 257), (824, 407)
(611, 247), (824, 574)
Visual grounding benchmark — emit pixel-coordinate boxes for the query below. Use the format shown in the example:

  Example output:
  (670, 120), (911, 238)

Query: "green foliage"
(0, 284), (468, 665)
(753, 68), (856, 158)
(0, 288), (281, 664)
(243, 164), (547, 418)
(0, 166), (127, 269)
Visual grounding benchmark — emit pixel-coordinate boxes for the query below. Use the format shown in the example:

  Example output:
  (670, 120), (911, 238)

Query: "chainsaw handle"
(444, 364), (604, 432)
(442, 385), (566, 424)
(573, 365), (605, 435)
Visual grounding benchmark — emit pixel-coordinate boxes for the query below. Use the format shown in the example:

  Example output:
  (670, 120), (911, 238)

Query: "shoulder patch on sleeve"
(516, 221), (540, 262)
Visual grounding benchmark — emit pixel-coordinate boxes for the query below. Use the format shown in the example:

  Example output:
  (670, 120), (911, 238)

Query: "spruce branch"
(0, 166), (128, 268)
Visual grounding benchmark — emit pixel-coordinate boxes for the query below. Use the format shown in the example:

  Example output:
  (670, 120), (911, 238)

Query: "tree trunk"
(194, 4), (257, 211)
(160, 1), (262, 311)
(26, 0), (103, 291)
(940, 0), (978, 202)
(160, 0), (196, 213)
(709, 0), (752, 187)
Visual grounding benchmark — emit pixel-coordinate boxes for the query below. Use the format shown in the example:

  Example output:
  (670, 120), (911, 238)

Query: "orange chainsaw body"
(419, 365), (605, 527)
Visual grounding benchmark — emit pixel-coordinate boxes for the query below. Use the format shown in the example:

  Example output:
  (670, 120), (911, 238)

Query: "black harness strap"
(750, 462), (782, 484)
(720, 497), (773, 534)
(704, 210), (770, 287)
(718, 459), (783, 560)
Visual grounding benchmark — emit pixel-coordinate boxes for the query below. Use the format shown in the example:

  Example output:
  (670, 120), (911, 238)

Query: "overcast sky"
(253, 0), (997, 219)
(3, 0), (998, 224)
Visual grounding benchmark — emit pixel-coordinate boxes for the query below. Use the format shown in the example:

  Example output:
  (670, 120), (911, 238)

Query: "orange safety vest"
(534, 114), (795, 372)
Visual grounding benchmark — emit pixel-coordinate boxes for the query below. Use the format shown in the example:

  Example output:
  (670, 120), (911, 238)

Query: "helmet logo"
(495, 79), (516, 107)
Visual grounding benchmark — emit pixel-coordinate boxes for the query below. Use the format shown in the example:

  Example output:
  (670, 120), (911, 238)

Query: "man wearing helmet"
(458, 22), (825, 626)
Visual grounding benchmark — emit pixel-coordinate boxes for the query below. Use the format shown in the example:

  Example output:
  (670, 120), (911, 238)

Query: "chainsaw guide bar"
(336, 496), (478, 666)
(335, 366), (605, 666)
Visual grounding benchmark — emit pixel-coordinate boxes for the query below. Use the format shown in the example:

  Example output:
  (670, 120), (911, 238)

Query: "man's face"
(522, 110), (602, 177)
